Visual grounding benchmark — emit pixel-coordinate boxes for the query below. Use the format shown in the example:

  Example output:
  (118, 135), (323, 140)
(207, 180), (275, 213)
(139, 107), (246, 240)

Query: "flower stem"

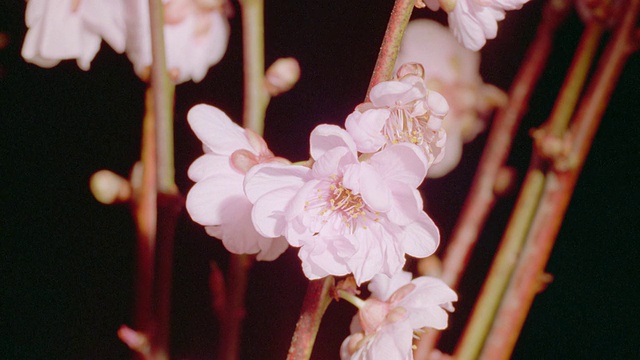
(241, 0), (269, 134)
(132, 87), (159, 360)
(365, 0), (415, 100)
(148, 0), (176, 193)
(337, 289), (366, 309)
(415, 2), (572, 357)
(480, 2), (640, 358)
(216, 1), (268, 358)
(453, 12), (607, 360)
(127, 2), (180, 359)
(217, 254), (253, 360)
(287, 277), (335, 360)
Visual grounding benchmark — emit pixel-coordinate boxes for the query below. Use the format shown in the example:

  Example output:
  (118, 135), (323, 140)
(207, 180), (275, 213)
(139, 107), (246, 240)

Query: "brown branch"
(286, 277), (335, 360)
(365, 0), (415, 100)
(480, 1), (640, 358)
(413, 2), (571, 357)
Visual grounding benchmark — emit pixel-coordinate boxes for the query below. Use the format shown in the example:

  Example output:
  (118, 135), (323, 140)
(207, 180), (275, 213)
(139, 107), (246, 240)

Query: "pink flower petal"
(187, 104), (252, 155)
(400, 213), (439, 258)
(255, 236), (289, 261)
(310, 124), (357, 161)
(187, 153), (235, 182)
(369, 143), (427, 188)
(351, 163), (392, 213)
(185, 172), (244, 226)
(251, 186), (299, 239)
(244, 163), (307, 204)
(345, 108), (389, 153)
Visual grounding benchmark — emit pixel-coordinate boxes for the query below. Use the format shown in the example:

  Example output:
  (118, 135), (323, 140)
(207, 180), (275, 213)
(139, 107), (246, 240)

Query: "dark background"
(2, 1), (639, 359)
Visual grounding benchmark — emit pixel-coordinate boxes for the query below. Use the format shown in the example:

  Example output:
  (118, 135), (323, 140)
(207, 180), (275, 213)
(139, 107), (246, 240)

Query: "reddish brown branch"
(413, 2), (571, 358)
(480, 1), (640, 358)
(287, 277), (335, 360)
(365, 0), (415, 100)
(217, 254), (253, 360)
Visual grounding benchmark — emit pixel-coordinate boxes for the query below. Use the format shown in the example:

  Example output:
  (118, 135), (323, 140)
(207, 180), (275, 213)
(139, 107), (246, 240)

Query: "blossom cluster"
(22, 0), (230, 83)
(186, 64), (449, 285)
(340, 271), (457, 360)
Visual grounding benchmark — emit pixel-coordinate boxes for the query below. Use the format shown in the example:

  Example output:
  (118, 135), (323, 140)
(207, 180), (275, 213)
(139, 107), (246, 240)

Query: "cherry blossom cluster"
(340, 271), (457, 360)
(22, 0), (230, 83)
(186, 64), (450, 284)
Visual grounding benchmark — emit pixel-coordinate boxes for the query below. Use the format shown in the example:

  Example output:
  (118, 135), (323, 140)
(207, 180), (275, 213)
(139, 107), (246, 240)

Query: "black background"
(2, 1), (639, 359)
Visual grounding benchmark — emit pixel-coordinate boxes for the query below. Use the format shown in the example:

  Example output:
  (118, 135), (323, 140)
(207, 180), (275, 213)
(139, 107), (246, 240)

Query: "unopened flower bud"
(90, 170), (131, 204)
(396, 62), (424, 79)
(265, 57), (301, 96)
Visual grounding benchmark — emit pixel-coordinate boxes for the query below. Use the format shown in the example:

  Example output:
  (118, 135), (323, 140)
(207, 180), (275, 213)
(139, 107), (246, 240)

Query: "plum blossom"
(419, 0), (531, 51)
(185, 104), (289, 261)
(21, 0), (126, 70)
(124, 0), (230, 83)
(245, 125), (439, 284)
(345, 66), (449, 169)
(340, 271), (457, 360)
(396, 19), (507, 177)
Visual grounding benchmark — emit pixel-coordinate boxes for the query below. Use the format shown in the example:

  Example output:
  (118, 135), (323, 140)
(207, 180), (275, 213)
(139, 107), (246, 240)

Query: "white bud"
(90, 170), (131, 204)
(265, 57), (301, 96)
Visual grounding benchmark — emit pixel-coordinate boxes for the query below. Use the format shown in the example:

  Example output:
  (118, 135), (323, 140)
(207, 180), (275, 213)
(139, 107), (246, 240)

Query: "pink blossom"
(245, 125), (439, 284)
(21, 0), (126, 70)
(125, 0), (230, 83)
(340, 271), (457, 360)
(421, 0), (531, 51)
(396, 20), (507, 177)
(185, 104), (289, 261)
(345, 72), (449, 170)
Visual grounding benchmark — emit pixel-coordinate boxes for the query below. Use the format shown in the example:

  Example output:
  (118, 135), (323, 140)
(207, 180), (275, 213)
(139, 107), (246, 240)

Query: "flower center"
(304, 176), (378, 231)
(383, 109), (428, 146)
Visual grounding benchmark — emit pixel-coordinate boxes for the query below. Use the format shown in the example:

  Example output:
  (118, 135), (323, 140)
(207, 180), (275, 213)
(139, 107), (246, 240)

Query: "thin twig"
(216, 1), (268, 358)
(453, 11), (607, 360)
(365, 0), (415, 100)
(241, 0), (268, 134)
(132, 88), (159, 360)
(413, 3), (571, 357)
(439, 0), (572, 291)
(217, 254), (253, 360)
(286, 277), (335, 360)
(480, 2), (640, 358)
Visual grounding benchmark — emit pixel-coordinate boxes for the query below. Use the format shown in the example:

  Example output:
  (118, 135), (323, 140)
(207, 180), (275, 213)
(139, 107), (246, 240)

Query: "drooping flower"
(396, 19), (507, 177)
(245, 125), (439, 284)
(345, 68), (449, 170)
(419, 0), (531, 51)
(21, 0), (126, 70)
(125, 0), (230, 83)
(340, 271), (457, 360)
(185, 104), (290, 261)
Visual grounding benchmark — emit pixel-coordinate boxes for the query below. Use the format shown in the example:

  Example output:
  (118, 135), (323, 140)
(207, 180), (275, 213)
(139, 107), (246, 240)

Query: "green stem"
(414, 2), (572, 356)
(454, 15), (606, 360)
(480, 1), (640, 358)
(287, 277), (335, 360)
(241, 0), (269, 134)
(337, 290), (366, 309)
(547, 22), (603, 136)
(148, 0), (176, 192)
(216, 0), (268, 358)
(454, 161), (546, 360)
(365, 0), (415, 100)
